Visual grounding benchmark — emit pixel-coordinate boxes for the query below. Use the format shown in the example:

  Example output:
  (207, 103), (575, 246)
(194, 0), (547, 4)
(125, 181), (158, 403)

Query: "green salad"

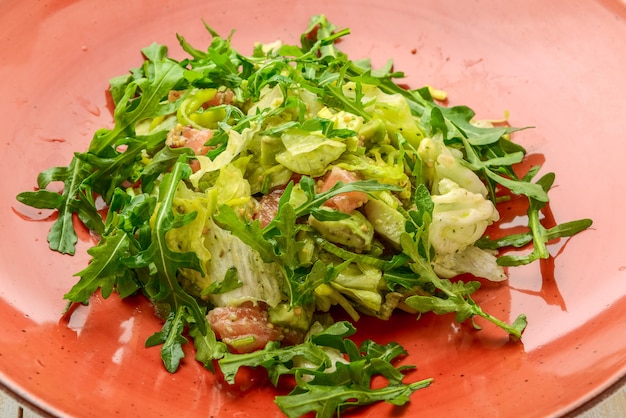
(16, 15), (592, 418)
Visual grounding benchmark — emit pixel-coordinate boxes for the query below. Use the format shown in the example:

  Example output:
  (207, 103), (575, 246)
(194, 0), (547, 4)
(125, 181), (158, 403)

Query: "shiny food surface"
(1, 0), (626, 417)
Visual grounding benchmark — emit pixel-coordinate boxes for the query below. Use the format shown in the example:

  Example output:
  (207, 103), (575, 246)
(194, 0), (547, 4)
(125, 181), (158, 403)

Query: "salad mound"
(16, 15), (592, 418)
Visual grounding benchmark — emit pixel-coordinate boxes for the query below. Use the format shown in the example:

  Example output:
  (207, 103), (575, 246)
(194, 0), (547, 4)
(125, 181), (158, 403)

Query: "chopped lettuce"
(276, 128), (347, 176)
(189, 123), (260, 187)
(15, 14), (594, 418)
(430, 178), (500, 255)
(344, 82), (424, 147)
(418, 133), (488, 197)
(165, 174), (283, 307)
(203, 218), (284, 307)
(433, 245), (507, 282)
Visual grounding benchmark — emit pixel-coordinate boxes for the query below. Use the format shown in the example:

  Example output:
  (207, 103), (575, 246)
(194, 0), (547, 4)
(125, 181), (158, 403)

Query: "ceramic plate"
(2, 0), (626, 417)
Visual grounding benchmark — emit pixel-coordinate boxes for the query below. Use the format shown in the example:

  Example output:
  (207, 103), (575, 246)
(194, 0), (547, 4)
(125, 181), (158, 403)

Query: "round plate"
(2, 0), (626, 417)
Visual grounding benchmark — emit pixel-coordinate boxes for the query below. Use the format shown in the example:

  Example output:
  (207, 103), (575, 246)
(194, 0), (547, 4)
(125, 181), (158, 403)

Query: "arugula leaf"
(16, 157), (97, 255)
(277, 376), (431, 418)
(64, 191), (154, 303)
(201, 267), (242, 295)
(89, 44), (185, 156)
(122, 161), (210, 371)
(399, 188), (526, 337)
(76, 144), (142, 203)
(212, 205), (276, 263)
(125, 161), (204, 309)
(189, 323), (227, 373)
(492, 173), (592, 266)
(269, 186), (304, 269)
(145, 307), (190, 373)
(15, 15), (594, 417)
(476, 218), (593, 251)
(17, 43), (188, 255)
(401, 230), (526, 337)
(65, 230), (134, 303)
(218, 321), (432, 418)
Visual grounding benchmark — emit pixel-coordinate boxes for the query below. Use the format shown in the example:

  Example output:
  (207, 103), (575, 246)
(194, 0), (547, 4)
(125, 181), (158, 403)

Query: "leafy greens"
(15, 14), (592, 418)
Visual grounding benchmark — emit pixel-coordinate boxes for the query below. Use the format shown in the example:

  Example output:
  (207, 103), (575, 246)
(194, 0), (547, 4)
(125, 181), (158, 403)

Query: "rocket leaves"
(15, 13), (593, 418)
(217, 321), (433, 418)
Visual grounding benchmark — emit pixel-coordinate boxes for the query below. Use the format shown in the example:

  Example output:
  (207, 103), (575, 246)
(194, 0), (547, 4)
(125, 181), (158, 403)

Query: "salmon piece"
(318, 167), (368, 213)
(166, 124), (214, 172)
(208, 305), (281, 353)
(254, 174), (303, 227)
(166, 124), (213, 154)
(168, 88), (234, 106)
(254, 188), (284, 228)
(203, 89), (234, 107)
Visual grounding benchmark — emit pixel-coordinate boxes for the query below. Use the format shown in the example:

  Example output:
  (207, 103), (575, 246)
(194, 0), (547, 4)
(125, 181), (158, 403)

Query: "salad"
(16, 15), (592, 418)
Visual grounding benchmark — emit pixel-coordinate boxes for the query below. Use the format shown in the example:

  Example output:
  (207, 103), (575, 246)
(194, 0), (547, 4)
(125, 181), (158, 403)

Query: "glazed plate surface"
(1, 0), (626, 416)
